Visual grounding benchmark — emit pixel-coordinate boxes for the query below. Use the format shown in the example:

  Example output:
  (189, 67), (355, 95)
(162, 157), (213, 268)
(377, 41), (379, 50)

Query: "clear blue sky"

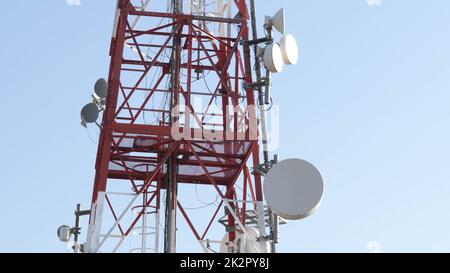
(1, 0), (450, 253)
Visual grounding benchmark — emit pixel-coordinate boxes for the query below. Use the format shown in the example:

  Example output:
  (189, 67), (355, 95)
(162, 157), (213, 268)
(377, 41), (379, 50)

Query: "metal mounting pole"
(164, 0), (183, 254)
(249, 0), (269, 165)
(263, 26), (273, 106)
(73, 204), (82, 253)
(73, 204), (91, 253)
(249, 0), (272, 254)
(269, 154), (280, 253)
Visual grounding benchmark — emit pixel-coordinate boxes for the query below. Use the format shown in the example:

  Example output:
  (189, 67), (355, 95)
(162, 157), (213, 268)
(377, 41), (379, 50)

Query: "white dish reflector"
(264, 158), (324, 220)
(280, 34), (299, 65)
(219, 227), (266, 253)
(263, 43), (284, 73)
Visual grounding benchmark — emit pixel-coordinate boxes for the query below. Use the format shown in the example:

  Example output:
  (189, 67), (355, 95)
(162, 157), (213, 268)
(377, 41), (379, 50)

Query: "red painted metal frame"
(88, 0), (264, 252)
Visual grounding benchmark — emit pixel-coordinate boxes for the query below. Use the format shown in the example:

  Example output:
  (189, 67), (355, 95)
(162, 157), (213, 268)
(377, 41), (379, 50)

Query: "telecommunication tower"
(59, 0), (324, 253)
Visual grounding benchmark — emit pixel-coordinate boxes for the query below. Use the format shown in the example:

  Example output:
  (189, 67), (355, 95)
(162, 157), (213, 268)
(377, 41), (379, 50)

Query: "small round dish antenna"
(280, 34), (299, 65)
(264, 158), (324, 220)
(81, 103), (99, 124)
(94, 78), (108, 99)
(57, 225), (72, 242)
(263, 43), (284, 73)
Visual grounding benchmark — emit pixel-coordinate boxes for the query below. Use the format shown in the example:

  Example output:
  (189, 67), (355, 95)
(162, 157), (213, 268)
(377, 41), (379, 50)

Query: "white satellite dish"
(264, 159), (324, 220)
(57, 225), (72, 242)
(263, 43), (284, 73)
(219, 232), (242, 253)
(280, 34), (299, 65)
(265, 8), (285, 34)
(240, 227), (265, 253)
(81, 103), (99, 124)
(219, 227), (265, 253)
(94, 78), (108, 99)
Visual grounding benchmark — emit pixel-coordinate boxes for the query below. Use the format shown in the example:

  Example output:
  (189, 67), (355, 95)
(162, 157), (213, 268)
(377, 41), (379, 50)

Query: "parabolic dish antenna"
(240, 227), (265, 253)
(263, 43), (284, 73)
(219, 227), (265, 253)
(57, 225), (72, 242)
(81, 103), (99, 124)
(264, 158), (324, 220)
(94, 78), (108, 99)
(280, 34), (299, 65)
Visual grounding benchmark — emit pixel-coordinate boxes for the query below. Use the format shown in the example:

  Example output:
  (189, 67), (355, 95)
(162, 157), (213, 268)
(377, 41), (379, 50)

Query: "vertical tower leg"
(85, 0), (129, 252)
(164, 0), (183, 253)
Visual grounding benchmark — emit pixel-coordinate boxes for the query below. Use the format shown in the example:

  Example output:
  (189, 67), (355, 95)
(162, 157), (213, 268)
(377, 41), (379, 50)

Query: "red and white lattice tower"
(84, 0), (272, 253)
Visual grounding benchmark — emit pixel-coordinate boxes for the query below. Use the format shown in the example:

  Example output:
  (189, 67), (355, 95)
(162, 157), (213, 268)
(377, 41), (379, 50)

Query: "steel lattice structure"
(85, 0), (270, 253)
